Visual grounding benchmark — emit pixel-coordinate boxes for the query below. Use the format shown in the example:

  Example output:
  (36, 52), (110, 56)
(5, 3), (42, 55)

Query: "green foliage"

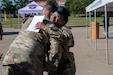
(65, 0), (94, 15)
(65, 0), (72, 12)
(85, 0), (94, 6)
(14, 0), (30, 9)
(1, 0), (16, 13)
(0, 0), (30, 14)
(46, 0), (57, 6)
(0, 0), (95, 15)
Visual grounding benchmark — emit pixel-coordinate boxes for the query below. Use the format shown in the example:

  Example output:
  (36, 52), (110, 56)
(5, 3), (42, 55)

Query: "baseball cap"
(56, 6), (70, 16)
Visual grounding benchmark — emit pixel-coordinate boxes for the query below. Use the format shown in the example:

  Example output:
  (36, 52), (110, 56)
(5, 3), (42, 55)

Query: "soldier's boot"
(0, 53), (3, 59)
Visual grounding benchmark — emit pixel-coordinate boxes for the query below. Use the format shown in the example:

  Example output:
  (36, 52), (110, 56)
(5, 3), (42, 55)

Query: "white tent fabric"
(86, 0), (113, 12)
(86, 0), (107, 12)
(86, 0), (113, 64)
(17, 1), (43, 29)
(18, 1), (43, 14)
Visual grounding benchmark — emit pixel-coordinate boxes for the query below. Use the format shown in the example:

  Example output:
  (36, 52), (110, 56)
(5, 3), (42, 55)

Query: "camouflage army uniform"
(41, 21), (64, 71)
(48, 26), (76, 75)
(3, 17), (47, 75)
(0, 22), (3, 40)
(3, 17), (64, 75)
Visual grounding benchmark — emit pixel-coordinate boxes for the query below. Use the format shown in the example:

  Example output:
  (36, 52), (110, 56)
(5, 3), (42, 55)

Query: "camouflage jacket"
(3, 17), (48, 65)
(3, 17), (65, 66)
(40, 20), (75, 62)
(61, 26), (74, 47)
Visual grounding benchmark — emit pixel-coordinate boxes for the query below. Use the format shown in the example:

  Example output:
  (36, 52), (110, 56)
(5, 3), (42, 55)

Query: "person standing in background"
(0, 22), (3, 40)
(0, 20), (3, 59)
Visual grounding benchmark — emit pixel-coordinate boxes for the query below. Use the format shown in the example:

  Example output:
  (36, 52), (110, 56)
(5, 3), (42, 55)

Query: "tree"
(13, 0), (30, 14)
(85, 0), (94, 6)
(46, 0), (57, 6)
(65, 0), (72, 12)
(65, 0), (94, 16)
(1, 0), (16, 14)
(14, 0), (30, 9)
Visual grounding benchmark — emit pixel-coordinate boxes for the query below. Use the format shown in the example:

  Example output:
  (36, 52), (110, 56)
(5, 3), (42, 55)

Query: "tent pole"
(104, 5), (109, 65)
(89, 12), (92, 43)
(18, 13), (20, 29)
(86, 12), (88, 38)
(94, 10), (97, 51)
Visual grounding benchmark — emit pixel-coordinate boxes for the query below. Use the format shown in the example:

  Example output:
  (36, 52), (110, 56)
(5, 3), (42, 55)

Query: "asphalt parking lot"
(1, 27), (113, 75)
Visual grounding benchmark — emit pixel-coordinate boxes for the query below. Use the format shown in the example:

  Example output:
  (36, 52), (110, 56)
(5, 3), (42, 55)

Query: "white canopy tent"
(18, 1), (43, 14)
(18, 1), (43, 28)
(86, 0), (113, 64)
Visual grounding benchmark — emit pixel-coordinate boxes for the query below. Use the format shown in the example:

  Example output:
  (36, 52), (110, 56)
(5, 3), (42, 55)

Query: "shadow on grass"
(3, 32), (19, 35)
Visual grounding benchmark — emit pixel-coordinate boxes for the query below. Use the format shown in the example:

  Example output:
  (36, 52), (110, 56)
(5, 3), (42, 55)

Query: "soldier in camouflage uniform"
(48, 26), (76, 75)
(36, 7), (64, 70)
(3, 17), (47, 75)
(2, 11), (65, 75)
(36, 6), (76, 75)
(47, 7), (76, 75)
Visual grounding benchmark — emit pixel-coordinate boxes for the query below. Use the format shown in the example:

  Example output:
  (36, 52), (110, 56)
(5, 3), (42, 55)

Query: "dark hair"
(63, 15), (68, 25)
(56, 6), (70, 25)
(44, 4), (57, 13)
(49, 4), (57, 13)
(56, 6), (70, 16)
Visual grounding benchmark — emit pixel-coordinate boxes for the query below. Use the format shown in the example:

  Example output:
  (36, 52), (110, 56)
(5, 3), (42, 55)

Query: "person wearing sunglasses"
(36, 6), (76, 75)
(48, 6), (76, 75)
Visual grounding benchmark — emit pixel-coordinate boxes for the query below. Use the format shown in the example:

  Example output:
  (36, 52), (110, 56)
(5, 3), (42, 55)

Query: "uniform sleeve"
(44, 24), (63, 61)
(62, 26), (74, 47)
(21, 17), (33, 30)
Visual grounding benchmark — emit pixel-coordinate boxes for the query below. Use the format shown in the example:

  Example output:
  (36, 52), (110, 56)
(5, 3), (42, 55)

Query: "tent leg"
(104, 5), (109, 65)
(86, 12), (88, 38)
(18, 13), (20, 29)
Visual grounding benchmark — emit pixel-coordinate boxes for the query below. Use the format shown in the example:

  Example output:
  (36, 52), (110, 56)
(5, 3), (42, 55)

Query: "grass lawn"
(1, 15), (113, 28)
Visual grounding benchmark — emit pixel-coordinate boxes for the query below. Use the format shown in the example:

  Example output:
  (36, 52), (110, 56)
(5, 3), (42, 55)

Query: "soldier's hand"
(49, 53), (53, 61)
(35, 22), (45, 30)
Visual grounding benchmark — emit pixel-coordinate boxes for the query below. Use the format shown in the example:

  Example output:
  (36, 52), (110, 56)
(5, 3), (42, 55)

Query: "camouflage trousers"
(48, 52), (76, 75)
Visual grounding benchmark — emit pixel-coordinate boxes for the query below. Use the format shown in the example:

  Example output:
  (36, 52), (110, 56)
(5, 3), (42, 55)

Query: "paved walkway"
(1, 27), (113, 75)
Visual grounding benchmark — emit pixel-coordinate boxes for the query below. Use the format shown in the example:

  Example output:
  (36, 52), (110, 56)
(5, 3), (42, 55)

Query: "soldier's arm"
(48, 27), (63, 61)
(35, 22), (63, 61)
(21, 17), (33, 30)
(62, 26), (74, 47)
